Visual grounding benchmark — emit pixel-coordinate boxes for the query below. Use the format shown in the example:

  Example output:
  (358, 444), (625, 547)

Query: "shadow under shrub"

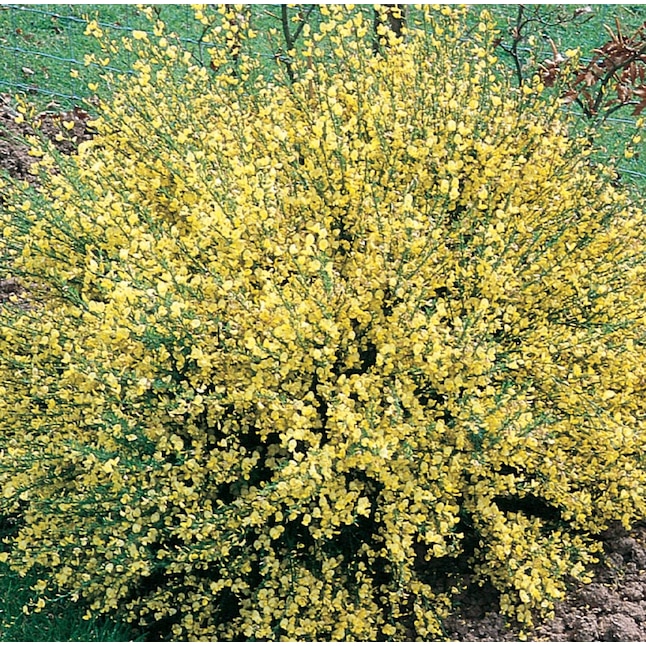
(1, 5), (646, 640)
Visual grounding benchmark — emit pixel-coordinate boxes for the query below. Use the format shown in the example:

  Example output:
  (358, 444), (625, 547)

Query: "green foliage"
(1, 5), (646, 641)
(0, 561), (139, 641)
(0, 4), (217, 106)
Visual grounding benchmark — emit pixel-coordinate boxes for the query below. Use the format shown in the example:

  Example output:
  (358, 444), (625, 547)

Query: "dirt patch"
(2, 93), (646, 642)
(0, 94), (37, 184)
(0, 277), (23, 304)
(536, 524), (646, 642)
(0, 93), (93, 304)
(442, 522), (646, 641)
(0, 92), (93, 184)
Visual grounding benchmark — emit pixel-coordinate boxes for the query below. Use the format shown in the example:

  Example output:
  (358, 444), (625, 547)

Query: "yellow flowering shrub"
(2, 5), (646, 640)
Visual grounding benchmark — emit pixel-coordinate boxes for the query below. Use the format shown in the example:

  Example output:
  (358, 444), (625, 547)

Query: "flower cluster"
(1, 5), (646, 640)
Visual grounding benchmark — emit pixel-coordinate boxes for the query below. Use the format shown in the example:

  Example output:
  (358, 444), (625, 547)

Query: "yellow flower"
(1, 4), (645, 642)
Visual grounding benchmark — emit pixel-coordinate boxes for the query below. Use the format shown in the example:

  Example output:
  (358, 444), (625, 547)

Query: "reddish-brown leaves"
(541, 18), (646, 117)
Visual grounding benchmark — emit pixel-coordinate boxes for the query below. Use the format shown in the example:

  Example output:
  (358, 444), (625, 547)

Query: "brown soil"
(0, 92), (93, 184)
(443, 522), (646, 641)
(2, 93), (646, 642)
(0, 92), (93, 305)
(0, 94), (37, 184)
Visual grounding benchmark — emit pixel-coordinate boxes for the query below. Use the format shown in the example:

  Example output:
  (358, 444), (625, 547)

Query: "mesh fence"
(0, 3), (644, 179)
(0, 4), (218, 104)
(2, 4), (641, 104)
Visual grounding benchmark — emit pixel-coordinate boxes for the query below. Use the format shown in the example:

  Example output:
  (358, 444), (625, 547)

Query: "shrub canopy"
(1, 5), (646, 640)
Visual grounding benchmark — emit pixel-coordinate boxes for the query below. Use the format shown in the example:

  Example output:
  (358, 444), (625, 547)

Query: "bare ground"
(443, 522), (646, 641)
